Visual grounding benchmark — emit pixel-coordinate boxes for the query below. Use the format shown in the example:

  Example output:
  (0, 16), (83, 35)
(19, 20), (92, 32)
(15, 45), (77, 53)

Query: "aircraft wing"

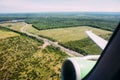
(85, 31), (108, 50)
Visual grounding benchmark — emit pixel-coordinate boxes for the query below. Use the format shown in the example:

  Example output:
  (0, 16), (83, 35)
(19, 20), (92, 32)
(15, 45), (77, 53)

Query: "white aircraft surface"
(80, 31), (108, 60)
(62, 23), (120, 80)
(62, 30), (110, 80)
(85, 30), (108, 50)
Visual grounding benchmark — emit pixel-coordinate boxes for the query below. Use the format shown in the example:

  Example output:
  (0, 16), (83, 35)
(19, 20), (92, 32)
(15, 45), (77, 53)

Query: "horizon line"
(0, 11), (120, 14)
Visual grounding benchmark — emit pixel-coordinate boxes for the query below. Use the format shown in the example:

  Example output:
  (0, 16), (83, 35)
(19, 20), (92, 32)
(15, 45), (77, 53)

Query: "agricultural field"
(27, 26), (112, 55)
(27, 26), (112, 42)
(0, 27), (68, 80)
(0, 22), (26, 31)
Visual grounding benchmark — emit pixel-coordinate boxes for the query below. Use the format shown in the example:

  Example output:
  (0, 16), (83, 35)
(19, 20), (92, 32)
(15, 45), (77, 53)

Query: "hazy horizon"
(0, 0), (120, 13)
(1, 11), (120, 14)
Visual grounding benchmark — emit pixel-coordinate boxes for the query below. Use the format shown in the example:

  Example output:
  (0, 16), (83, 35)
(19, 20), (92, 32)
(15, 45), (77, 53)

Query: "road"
(21, 23), (83, 57)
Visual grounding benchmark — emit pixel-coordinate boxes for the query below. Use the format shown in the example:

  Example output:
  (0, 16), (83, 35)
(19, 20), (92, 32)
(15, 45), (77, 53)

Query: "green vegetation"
(26, 26), (112, 55)
(27, 18), (118, 31)
(0, 12), (119, 31)
(0, 12), (119, 79)
(60, 38), (102, 55)
(26, 17), (119, 31)
(27, 26), (112, 43)
(0, 28), (68, 80)
(0, 30), (19, 39)
(0, 22), (26, 31)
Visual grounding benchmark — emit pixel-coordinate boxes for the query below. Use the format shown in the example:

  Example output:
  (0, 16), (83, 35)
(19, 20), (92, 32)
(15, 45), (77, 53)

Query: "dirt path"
(41, 42), (50, 49)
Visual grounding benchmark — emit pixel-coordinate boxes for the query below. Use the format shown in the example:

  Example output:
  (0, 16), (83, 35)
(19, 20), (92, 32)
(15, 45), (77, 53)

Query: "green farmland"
(0, 22), (26, 31)
(27, 26), (112, 42)
(27, 26), (112, 55)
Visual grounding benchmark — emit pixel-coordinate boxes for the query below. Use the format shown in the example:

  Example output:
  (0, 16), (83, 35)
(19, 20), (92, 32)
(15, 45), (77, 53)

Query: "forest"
(25, 12), (120, 31)
(26, 17), (118, 31)
(0, 12), (120, 31)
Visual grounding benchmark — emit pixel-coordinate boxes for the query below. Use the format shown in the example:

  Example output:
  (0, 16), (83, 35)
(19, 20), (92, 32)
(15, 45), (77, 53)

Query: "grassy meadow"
(27, 26), (112, 42)
(0, 27), (68, 80)
(0, 30), (19, 39)
(27, 26), (112, 55)
(0, 22), (26, 31)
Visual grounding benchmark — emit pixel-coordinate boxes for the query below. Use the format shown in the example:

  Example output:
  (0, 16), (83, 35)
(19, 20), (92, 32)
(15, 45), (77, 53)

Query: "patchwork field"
(27, 26), (112, 55)
(0, 27), (68, 80)
(27, 26), (112, 43)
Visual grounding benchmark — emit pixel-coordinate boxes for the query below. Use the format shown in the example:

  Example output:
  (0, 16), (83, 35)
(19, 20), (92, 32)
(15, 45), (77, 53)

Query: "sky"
(0, 0), (120, 13)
